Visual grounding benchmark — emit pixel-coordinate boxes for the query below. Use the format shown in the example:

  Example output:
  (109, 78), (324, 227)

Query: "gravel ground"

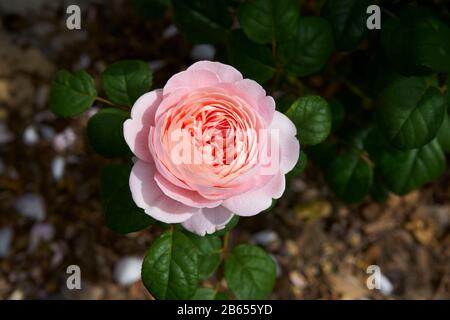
(0, 0), (449, 300)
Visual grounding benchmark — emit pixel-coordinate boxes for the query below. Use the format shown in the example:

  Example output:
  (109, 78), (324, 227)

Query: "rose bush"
(123, 61), (299, 236)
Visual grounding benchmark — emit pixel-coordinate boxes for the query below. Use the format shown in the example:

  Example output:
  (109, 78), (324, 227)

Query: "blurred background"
(0, 0), (449, 299)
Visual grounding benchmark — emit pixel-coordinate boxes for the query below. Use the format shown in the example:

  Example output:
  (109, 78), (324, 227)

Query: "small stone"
(379, 273), (394, 295)
(52, 128), (75, 152)
(39, 125), (56, 141)
(289, 271), (307, 289)
(14, 193), (46, 221)
(251, 230), (280, 246)
(73, 53), (91, 71)
(8, 290), (24, 300)
(190, 44), (216, 61)
(51, 156), (65, 181)
(0, 123), (14, 144)
(162, 25), (178, 39)
(114, 256), (142, 286)
(0, 227), (13, 257)
(149, 60), (166, 73)
(23, 125), (39, 145)
(28, 223), (55, 252)
(294, 200), (332, 221)
(285, 240), (299, 256)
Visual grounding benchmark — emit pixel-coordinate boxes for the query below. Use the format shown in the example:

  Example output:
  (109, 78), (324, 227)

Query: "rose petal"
(222, 173), (285, 216)
(163, 69), (220, 96)
(129, 160), (197, 223)
(154, 171), (223, 209)
(124, 90), (163, 162)
(182, 206), (234, 236)
(187, 61), (243, 83)
(269, 111), (300, 174)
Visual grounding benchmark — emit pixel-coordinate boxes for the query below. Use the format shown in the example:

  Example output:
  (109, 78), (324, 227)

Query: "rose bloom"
(124, 61), (299, 236)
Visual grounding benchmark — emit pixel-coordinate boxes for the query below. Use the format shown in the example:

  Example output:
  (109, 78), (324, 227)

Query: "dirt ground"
(0, 0), (449, 300)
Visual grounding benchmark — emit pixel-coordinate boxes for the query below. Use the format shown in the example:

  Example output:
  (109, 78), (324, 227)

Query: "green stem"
(95, 97), (129, 111)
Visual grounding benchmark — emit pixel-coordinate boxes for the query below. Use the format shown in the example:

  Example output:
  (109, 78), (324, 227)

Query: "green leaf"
(321, 0), (372, 51)
(224, 244), (276, 299)
(279, 17), (334, 77)
(325, 150), (373, 203)
(286, 95), (332, 145)
(382, 13), (450, 74)
(133, 0), (169, 20)
(191, 288), (229, 300)
(50, 70), (97, 118)
(227, 31), (276, 83)
(172, 0), (232, 44)
(376, 76), (446, 149)
(185, 234), (221, 280)
(329, 98), (345, 131)
(100, 164), (153, 234)
(237, 0), (299, 45)
(437, 112), (450, 153)
(142, 229), (199, 299)
(379, 139), (446, 195)
(212, 215), (240, 236)
(87, 108), (130, 158)
(191, 288), (216, 300)
(370, 169), (389, 203)
(101, 60), (152, 106)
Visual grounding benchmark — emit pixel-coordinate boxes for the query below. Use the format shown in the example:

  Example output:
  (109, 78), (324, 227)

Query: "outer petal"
(269, 111), (300, 174)
(182, 206), (234, 236)
(187, 61), (243, 83)
(154, 171), (223, 209)
(222, 174), (285, 216)
(123, 90), (163, 162)
(163, 69), (220, 96)
(129, 160), (197, 223)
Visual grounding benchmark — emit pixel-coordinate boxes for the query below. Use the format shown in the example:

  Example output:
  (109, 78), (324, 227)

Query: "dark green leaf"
(326, 150), (373, 203)
(87, 108), (130, 158)
(101, 60), (152, 106)
(142, 229), (199, 299)
(224, 244), (276, 299)
(227, 31), (276, 83)
(379, 139), (446, 195)
(50, 70), (97, 118)
(370, 168), (389, 203)
(172, 0), (232, 44)
(279, 16), (334, 77)
(191, 288), (229, 300)
(100, 164), (153, 234)
(321, 0), (372, 51)
(329, 98), (345, 131)
(133, 0), (169, 20)
(237, 0), (299, 44)
(382, 13), (450, 74)
(437, 112), (450, 153)
(185, 234), (221, 280)
(286, 95), (332, 145)
(376, 76), (446, 149)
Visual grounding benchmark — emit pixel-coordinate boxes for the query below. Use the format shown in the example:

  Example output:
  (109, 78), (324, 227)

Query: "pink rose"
(124, 61), (299, 236)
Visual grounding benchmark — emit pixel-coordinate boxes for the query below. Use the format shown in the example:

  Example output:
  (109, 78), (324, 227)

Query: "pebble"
(113, 256), (142, 286)
(289, 271), (307, 289)
(39, 125), (56, 141)
(190, 44), (216, 61)
(28, 223), (55, 252)
(251, 230), (280, 246)
(0, 123), (14, 144)
(149, 60), (166, 73)
(52, 128), (75, 152)
(162, 25), (178, 39)
(73, 53), (91, 71)
(23, 125), (39, 145)
(0, 227), (13, 257)
(51, 156), (65, 181)
(14, 193), (46, 221)
(379, 273), (394, 295)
